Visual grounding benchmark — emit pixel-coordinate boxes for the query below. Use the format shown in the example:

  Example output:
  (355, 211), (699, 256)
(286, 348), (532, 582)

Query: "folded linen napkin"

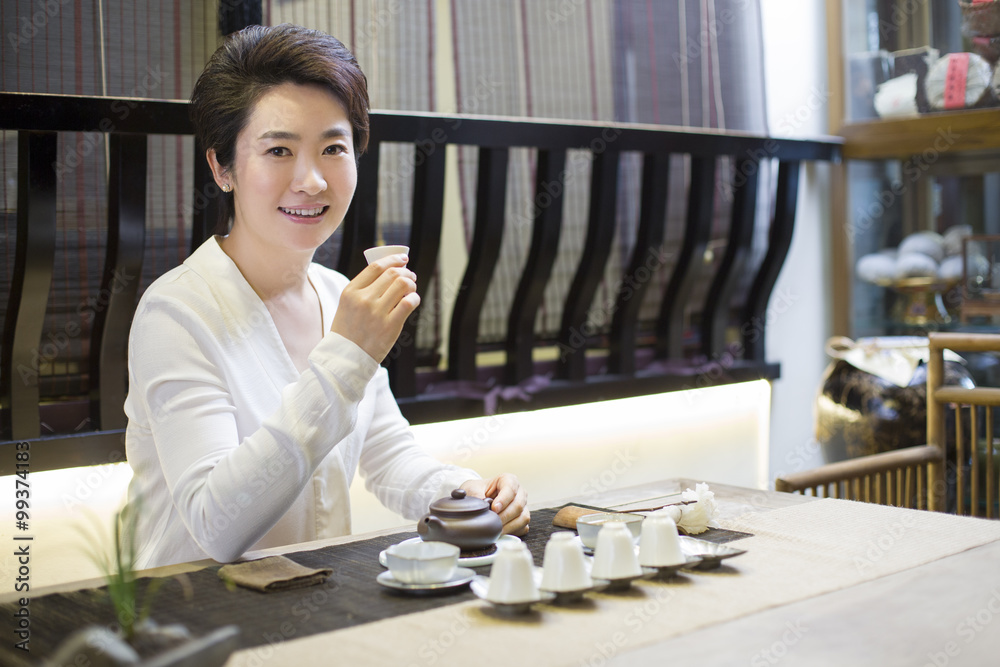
(218, 555), (333, 593)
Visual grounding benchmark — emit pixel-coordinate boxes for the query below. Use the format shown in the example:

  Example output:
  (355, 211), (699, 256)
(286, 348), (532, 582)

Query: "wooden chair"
(777, 332), (1000, 517)
(774, 444), (944, 509)
(927, 332), (1000, 517)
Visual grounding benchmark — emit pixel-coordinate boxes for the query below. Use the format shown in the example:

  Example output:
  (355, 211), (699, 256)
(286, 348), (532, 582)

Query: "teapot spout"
(417, 514), (444, 539)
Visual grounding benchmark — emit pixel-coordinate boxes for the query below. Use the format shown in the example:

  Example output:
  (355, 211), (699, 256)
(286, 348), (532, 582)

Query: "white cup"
(385, 540), (459, 584)
(363, 244), (409, 265)
(540, 531), (593, 592)
(638, 510), (685, 567)
(487, 540), (538, 603)
(591, 521), (643, 580)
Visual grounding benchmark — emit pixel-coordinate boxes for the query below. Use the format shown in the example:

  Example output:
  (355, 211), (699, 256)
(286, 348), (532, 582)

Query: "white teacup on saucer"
(591, 521), (643, 588)
(540, 531), (593, 599)
(486, 540), (539, 604)
(639, 510), (685, 568)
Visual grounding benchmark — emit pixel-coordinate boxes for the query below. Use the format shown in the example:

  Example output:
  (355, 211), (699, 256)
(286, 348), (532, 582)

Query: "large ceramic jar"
(815, 336), (975, 462)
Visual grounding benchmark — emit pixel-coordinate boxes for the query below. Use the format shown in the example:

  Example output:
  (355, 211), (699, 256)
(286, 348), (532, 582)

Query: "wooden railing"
(0, 91), (841, 474)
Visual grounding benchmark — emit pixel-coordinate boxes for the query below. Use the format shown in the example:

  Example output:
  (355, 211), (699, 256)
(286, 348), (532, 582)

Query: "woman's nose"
(293, 158), (327, 195)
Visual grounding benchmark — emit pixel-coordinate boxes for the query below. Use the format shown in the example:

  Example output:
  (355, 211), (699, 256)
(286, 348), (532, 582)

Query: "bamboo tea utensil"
(551, 500), (695, 530)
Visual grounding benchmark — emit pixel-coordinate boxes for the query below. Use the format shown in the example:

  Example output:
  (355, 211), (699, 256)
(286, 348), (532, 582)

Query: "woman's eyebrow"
(257, 127), (350, 141)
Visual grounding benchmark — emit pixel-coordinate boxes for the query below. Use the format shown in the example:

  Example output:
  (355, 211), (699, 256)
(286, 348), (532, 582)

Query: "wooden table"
(8, 478), (1000, 666)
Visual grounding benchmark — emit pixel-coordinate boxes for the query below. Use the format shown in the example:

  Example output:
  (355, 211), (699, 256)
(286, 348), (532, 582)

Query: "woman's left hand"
(461, 473), (529, 536)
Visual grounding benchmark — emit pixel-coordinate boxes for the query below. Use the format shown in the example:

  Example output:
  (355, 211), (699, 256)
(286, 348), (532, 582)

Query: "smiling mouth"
(280, 206), (328, 218)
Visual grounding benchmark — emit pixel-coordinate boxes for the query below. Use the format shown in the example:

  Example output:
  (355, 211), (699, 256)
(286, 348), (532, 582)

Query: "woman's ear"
(206, 148), (231, 191)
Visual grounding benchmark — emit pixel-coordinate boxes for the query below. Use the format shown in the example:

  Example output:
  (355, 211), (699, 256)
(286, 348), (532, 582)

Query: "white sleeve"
(358, 367), (480, 519)
(129, 295), (380, 562)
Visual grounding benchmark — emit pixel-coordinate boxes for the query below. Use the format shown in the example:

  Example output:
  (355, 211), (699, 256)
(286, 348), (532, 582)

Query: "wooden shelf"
(839, 108), (1000, 161)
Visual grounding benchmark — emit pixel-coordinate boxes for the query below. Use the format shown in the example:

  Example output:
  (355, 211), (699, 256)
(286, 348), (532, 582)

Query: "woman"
(123, 24), (528, 569)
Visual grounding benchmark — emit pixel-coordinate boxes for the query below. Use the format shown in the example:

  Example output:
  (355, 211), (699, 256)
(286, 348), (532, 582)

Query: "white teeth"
(281, 206), (324, 217)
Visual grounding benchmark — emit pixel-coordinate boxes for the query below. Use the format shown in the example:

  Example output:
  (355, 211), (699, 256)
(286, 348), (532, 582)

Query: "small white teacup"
(638, 510), (685, 568)
(363, 244), (409, 265)
(385, 540), (459, 584)
(540, 531), (593, 592)
(591, 521), (643, 580)
(487, 540), (538, 603)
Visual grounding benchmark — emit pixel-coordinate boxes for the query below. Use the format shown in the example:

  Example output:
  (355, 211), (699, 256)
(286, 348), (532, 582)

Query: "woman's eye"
(324, 145), (347, 155)
(268, 147), (290, 157)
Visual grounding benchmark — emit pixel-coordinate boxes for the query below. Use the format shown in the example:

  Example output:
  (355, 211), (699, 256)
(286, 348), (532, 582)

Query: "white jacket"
(124, 237), (475, 568)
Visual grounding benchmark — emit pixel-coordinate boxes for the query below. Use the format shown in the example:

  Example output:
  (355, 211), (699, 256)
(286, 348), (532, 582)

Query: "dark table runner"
(3, 506), (750, 661)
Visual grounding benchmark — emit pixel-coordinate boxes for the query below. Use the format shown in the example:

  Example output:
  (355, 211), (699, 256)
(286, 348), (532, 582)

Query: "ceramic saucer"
(469, 570), (555, 614)
(376, 567), (476, 594)
(639, 555), (704, 579)
(537, 552), (606, 603)
(678, 536), (746, 570)
(590, 571), (651, 592)
(379, 534), (521, 569)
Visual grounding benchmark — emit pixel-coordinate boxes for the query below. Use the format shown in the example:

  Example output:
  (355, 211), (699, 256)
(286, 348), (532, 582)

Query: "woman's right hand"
(330, 254), (420, 362)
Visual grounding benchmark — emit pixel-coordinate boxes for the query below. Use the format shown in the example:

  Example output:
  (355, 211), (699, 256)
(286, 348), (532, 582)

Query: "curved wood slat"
(700, 157), (759, 357)
(90, 134), (147, 430)
(338, 143), (380, 277)
(741, 160), (800, 361)
(656, 156), (716, 359)
(505, 149), (567, 384)
(608, 153), (669, 374)
(933, 387), (1000, 407)
(1, 132), (58, 440)
(387, 145), (447, 397)
(556, 150), (620, 381)
(448, 147), (509, 381)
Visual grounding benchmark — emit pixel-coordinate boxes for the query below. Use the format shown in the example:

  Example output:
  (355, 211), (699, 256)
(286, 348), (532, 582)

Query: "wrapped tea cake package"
(960, 0), (1000, 38)
(971, 35), (1000, 64)
(925, 52), (994, 111)
(874, 73), (920, 118)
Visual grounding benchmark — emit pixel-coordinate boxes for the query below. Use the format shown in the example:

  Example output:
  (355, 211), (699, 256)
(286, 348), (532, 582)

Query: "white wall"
(760, 0), (833, 482)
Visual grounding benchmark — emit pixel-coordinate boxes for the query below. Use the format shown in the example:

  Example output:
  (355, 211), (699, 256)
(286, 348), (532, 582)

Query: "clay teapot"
(417, 489), (503, 550)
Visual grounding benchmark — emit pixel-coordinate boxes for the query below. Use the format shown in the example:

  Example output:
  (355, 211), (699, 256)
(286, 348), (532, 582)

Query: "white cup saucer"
(376, 567), (476, 594)
(469, 567), (555, 614)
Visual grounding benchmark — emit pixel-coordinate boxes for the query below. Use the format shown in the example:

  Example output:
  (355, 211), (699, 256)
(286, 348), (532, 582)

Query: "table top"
(8, 478), (1000, 666)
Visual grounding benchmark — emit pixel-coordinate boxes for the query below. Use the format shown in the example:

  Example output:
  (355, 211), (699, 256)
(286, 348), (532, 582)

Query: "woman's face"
(227, 82), (357, 254)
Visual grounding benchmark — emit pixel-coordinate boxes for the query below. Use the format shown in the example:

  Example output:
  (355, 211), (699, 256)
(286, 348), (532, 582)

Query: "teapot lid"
(429, 488), (490, 514)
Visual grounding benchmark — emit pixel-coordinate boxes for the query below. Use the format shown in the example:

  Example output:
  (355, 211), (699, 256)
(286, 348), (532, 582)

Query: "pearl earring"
(222, 184), (232, 193)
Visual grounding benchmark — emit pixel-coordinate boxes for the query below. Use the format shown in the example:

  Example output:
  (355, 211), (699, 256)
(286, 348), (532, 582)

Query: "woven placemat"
(0, 506), (751, 661)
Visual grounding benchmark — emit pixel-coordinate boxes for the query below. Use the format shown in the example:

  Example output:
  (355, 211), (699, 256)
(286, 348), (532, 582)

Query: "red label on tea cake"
(944, 53), (970, 110)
